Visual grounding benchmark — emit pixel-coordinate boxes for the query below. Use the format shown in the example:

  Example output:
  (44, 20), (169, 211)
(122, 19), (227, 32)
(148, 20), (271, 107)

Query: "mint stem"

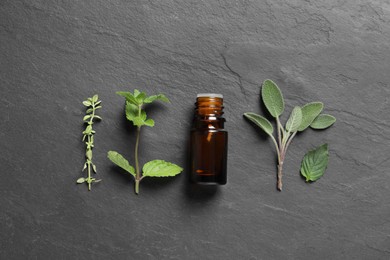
(134, 126), (141, 194)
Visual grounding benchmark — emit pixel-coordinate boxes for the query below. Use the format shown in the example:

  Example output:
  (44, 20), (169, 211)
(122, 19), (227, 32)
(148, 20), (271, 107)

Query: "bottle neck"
(194, 96), (225, 129)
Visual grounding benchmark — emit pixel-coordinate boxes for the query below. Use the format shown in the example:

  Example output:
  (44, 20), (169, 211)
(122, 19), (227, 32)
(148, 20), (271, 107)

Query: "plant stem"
(134, 126), (141, 194)
(135, 179), (140, 194)
(87, 136), (91, 191)
(276, 117), (282, 148)
(277, 159), (283, 191)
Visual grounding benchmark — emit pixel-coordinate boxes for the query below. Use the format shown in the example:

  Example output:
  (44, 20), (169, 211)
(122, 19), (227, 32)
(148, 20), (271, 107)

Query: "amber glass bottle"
(190, 94), (228, 184)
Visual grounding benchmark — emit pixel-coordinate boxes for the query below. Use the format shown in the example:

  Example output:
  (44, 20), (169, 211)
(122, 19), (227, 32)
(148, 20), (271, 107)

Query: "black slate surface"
(1, 1), (390, 259)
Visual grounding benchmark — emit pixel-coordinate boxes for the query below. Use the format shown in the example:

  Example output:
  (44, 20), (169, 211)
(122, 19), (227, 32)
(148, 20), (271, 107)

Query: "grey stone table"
(1, 1), (390, 259)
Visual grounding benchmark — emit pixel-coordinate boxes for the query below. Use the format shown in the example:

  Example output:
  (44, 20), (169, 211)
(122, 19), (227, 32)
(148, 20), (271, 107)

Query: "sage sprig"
(244, 80), (335, 191)
(77, 94), (102, 190)
(108, 89), (182, 195)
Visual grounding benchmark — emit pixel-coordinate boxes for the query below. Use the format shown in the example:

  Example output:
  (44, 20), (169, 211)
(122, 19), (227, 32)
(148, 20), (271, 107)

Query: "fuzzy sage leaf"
(298, 102), (323, 131)
(285, 106), (302, 133)
(243, 112), (273, 136)
(310, 114), (336, 129)
(261, 79), (284, 118)
(300, 144), (329, 182)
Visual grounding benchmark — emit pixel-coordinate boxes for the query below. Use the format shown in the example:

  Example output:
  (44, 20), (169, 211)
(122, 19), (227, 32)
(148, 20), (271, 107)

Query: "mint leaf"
(117, 91), (139, 105)
(133, 89), (147, 103)
(298, 102), (323, 131)
(310, 114), (336, 129)
(285, 106), (302, 133)
(142, 160), (183, 177)
(300, 144), (329, 182)
(144, 119), (155, 127)
(243, 112), (273, 136)
(134, 89), (141, 97)
(125, 102), (138, 122)
(133, 117), (145, 127)
(144, 94), (170, 104)
(107, 151), (136, 177)
(261, 79), (284, 118)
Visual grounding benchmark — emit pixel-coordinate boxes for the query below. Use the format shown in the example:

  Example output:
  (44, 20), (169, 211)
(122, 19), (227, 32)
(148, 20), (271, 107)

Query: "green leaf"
(134, 89), (141, 97)
(107, 151), (136, 177)
(133, 117), (145, 127)
(136, 92), (147, 103)
(83, 115), (91, 121)
(95, 101), (101, 106)
(243, 112), (273, 137)
(261, 79), (284, 118)
(92, 164), (97, 173)
(144, 94), (170, 104)
(285, 106), (302, 133)
(144, 118), (155, 127)
(82, 163), (87, 171)
(83, 100), (91, 106)
(92, 94), (98, 102)
(86, 108), (94, 114)
(77, 177), (85, 184)
(125, 102), (139, 122)
(117, 91), (139, 105)
(310, 114), (336, 129)
(298, 102), (323, 131)
(300, 144), (329, 182)
(95, 105), (102, 109)
(140, 110), (147, 120)
(86, 150), (92, 160)
(142, 160), (183, 177)
(94, 115), (102, 120)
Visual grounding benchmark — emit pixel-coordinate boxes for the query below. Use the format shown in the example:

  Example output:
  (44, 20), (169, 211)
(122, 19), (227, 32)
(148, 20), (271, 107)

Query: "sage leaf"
(107, 151), (136, 177)
(310, 114), (336, 129)
(77, 177), (86, 184)
(298, 102), (323, 131)
(243, 112), (273, 137)
(300, 144), (329, 182)
(144, 94), (170, 104)
(261, 79), (284, 118)
(285, 106), (302, 133)
(142, 160), (183, 177)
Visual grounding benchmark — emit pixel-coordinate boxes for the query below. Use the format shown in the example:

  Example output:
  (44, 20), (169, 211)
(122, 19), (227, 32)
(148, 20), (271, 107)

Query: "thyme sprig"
(77, 94), (102, 190)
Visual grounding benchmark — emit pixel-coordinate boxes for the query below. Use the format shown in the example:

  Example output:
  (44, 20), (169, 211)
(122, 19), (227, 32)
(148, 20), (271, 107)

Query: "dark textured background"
(1, 0), (390, 259)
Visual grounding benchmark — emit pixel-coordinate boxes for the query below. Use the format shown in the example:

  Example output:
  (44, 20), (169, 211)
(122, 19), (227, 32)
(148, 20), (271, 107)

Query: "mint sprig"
(244, 80), (335, 191)
(77, 94), (102, 190)
(300, 144), (329, 182)
(108, 89), (183, 194)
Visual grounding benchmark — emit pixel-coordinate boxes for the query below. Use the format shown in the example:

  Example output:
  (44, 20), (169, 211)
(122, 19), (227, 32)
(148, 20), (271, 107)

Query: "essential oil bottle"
(190, 93), (228, 184)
